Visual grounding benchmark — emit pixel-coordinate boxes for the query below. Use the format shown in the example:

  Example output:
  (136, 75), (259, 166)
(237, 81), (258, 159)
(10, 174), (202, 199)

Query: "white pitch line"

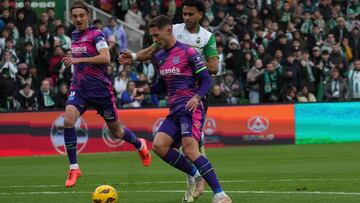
(0, 190), (360, 196)
(0, 178), (359, 189)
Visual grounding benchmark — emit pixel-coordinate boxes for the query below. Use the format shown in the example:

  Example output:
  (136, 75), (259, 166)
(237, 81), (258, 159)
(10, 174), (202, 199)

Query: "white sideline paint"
(0, 178), (359, 189)
(0, 190), (360, 196)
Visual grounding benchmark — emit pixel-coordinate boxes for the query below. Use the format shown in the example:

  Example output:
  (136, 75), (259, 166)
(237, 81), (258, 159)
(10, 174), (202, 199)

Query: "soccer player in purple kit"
(132, 15), (231, 203)
(62, 0), (151, 188)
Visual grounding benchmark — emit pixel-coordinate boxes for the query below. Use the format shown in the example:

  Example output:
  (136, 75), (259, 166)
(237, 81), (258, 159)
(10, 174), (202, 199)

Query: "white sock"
(214, 191), (226, 199)
(187, 175), (195, 184)
(70, 164), (79, 170)
(193, 170), (201, 180)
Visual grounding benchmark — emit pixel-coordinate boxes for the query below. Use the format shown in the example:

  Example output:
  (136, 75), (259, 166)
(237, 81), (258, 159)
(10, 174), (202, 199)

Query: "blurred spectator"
(1, 9), (13, 25)
(125, 2), (145, 30)
(349, 26), (360, 59)
(56, 49), (73, 87)
(297, 84), (317, 103)
(15, 10), (26, 38)
(48, 46), (65, 84)
(225, 38), (242, 80)
(347, 59), (360, 100)
(325, 67), (349, 101)
(107, 35), (121, 71)
(107, 64), (115, 84)
(282, 86), (298, 103)
(114, 70), (129, 101)
(47, 8), (55, 23)
(53, 25), (71, 50)
(4, 38), (19, 64)
(103, 17), (127, 52)
(17, 25), (41, 52)
(28, 66), (40, 91)
(0, 50), (17, 79)
(93, 19), (103, 30)
(120, 81), (142, 108)
(37, 79), (56, 110)
(55, 82), (68, 109)
(300, 50), (317, 93)
(38, 12), (53, 32)
(0, 28), (12, 49)
(16, 63), (31, 88)
(258, 62), (282, 103)
(0, 67), (17, 110)
(13, 83), (38, 111)
(208, 84), (227, 105)
(19, 0), (37, 26)
(18, 41), (40, 69)
(316, 49), (334, 101)
(220, 70), (242, 104)
(247, 59), (264, 104)
(136, 60), (155, 83)
(282, 53), (301, 90)
(330, 17), (350, 44)
(6, 22), (20, 41)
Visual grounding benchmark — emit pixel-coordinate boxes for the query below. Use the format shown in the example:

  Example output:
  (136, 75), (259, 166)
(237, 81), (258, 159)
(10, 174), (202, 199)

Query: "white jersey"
(172, 23), (217, 60)
(348, 69), (360, 98)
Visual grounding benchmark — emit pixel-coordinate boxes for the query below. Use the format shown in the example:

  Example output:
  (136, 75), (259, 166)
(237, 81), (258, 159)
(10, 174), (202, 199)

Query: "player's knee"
(152, 142), (167, 157)
(182, 144), (198, 161)
(64, 116), (76, 128)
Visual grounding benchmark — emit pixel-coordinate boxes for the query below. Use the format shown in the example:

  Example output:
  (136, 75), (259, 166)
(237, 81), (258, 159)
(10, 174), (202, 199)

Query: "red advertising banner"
(0, 105), (295, 157)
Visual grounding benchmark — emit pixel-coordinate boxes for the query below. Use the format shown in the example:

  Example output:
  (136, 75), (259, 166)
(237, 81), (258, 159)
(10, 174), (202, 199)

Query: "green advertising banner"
(295, 102), (360, 144)
(15, 0), (65, 21)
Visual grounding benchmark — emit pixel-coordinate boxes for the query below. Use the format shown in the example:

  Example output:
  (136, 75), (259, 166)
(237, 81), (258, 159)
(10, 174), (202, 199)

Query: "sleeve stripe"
(195, 66), (207, 74)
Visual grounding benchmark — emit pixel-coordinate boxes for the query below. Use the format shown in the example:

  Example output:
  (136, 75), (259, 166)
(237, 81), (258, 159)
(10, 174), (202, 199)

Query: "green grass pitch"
(0, 143), (359, 203)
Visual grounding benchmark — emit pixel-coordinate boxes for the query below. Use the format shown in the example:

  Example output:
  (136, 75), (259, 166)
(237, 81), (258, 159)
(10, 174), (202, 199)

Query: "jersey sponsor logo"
(159, 66), (181, 76)
(50, 114), (88, 155)
(72, 46), (87, 54)
(68, 91), (75, 101)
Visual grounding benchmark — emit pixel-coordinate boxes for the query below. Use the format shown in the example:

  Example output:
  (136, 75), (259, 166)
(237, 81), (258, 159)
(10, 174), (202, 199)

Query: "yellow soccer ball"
(92, 185), (119, 203)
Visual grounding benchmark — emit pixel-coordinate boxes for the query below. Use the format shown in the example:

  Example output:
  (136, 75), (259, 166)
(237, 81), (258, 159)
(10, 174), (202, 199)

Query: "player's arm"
(62, 35), (111, 66)
(119, 43), (159, 64)
(132, 78), (166, 99)
(186, 51), (213, 112)
(203, 34), (219, 75)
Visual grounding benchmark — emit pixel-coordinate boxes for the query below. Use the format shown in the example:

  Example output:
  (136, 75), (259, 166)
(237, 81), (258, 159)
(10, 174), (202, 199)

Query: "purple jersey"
(70, 26), (111, 92)
(152, 41), (207, 115)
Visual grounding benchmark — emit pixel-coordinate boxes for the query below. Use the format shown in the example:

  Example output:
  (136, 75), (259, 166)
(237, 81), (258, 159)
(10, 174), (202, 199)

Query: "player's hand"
(62, 57), (80, 67)
(132, 87), (144, 99)
(119, 51), (133, 65)
(185, 94), (201, 112)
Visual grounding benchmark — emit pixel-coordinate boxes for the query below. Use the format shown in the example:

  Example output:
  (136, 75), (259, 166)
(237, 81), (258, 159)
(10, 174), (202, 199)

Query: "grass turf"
(0, 143), (359, 203)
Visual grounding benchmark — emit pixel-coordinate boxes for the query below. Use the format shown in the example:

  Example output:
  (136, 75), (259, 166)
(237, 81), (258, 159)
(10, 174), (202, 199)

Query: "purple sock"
(162, 149), (197, 176)
(123, 128), (142, 150)
(193, 155), (223, 194)
(64, 127), (77, 164)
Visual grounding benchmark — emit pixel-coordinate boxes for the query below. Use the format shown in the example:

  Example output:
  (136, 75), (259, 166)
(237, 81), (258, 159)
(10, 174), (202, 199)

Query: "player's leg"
(182, 137), (231, 203)
(63, 102), (85, 187)
(152, 132), (201, 180)
(180, 111), (231, 203)
(106, 120), (151, 167)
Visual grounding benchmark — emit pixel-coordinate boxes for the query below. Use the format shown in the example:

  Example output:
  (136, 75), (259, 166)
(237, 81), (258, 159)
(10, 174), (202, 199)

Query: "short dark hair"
(70, 0), (89, 14)
(182, 0), (205, 14)
(149, 15), (172, 29)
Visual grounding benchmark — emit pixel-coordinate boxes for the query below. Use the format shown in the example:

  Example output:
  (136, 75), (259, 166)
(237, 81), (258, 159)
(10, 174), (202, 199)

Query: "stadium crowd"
(1, 0), (360, 112)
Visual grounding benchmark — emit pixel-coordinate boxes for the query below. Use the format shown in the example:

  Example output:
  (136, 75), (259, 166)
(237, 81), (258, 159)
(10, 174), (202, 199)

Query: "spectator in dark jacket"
(13, 83), (38, 111)
(56, 82), (68, 109)
(0, 68), (17, 110)
(19, 0), (37, 26)
(208, 84), (227, 105)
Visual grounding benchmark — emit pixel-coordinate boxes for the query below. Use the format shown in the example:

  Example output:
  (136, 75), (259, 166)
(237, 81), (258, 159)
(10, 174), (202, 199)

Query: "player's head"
(182, 0), (205, 30)
(149, 15), (173, 49)
(70, 0), (90, 32)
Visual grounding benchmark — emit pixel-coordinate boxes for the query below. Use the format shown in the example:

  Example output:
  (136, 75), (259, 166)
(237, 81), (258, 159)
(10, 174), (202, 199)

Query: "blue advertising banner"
(295, 102), (360, 144)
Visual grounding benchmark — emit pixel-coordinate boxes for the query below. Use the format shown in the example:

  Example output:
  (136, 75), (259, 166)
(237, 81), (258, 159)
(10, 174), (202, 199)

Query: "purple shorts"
(157, 108), (205, 148)
(66, 86), (118, 122)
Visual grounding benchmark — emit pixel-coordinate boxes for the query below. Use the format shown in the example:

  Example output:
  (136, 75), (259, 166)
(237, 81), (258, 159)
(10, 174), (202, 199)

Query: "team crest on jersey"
(196, 37), (201, 44)
(172, 56), (180, 64)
